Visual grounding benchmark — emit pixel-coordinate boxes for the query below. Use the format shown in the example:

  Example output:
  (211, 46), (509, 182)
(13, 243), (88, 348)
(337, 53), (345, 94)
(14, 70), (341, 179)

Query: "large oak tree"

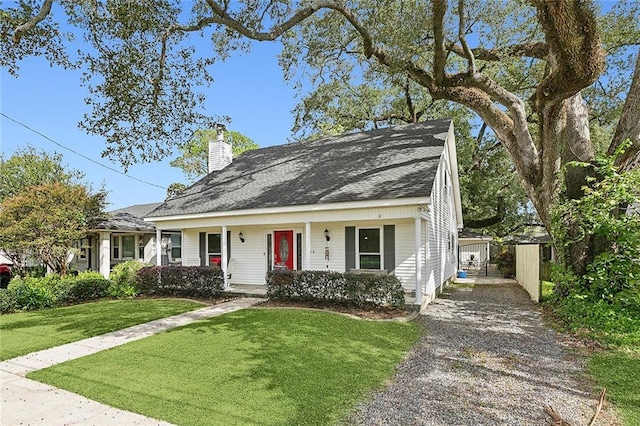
(2, 0), (639, 278)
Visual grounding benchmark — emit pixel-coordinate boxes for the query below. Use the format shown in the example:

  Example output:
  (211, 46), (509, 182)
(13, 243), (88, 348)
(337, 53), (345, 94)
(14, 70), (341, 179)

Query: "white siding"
(394, 220), (418, 291)
(425, 140), (459, 301)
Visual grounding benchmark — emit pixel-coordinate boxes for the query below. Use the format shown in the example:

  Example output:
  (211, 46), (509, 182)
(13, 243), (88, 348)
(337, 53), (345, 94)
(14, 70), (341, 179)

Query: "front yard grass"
(28, 308), (422, 425)
(588, 351), (640, 425)
(0, 299), (204, 360)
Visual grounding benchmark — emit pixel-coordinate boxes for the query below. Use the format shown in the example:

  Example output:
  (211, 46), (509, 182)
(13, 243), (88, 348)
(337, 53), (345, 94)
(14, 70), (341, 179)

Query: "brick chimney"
(208, 123), (232, 173)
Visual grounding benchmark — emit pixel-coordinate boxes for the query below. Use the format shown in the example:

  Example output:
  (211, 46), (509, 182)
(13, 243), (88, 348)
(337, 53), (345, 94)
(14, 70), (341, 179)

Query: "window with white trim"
(207, 233), (222, 267)
(121, 235), (135, 259)
(357, 228), (382, 269)
(112, 234), (138, 260)
(169, 233), (182, 260)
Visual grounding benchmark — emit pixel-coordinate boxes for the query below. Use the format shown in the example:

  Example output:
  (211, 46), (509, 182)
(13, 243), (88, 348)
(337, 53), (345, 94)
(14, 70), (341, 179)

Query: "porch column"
(222, 226), (228, 288)
(99, 232), (111, 279)
(156, 228), (162, 266)
(415, 217), (423, 305)
(305, 221), (312, 270)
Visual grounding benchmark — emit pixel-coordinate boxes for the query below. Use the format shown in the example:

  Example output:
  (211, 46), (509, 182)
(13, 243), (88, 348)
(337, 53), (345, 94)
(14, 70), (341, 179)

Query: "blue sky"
(1, 34), (297, 210)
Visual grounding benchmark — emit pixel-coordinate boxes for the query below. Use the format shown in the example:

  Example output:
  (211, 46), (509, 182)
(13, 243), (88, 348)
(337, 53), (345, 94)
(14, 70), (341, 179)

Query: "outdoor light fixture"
(239, 232), (245, 243)
(324, 229), (330, 242)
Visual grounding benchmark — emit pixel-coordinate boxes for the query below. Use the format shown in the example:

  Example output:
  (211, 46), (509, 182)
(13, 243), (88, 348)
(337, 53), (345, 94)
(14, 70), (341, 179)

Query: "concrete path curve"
(0, 297), (263, 425)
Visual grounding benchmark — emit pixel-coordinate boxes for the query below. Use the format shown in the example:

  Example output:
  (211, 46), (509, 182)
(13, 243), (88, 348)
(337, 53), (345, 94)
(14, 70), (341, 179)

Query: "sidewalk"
(0, 297), (263, 425)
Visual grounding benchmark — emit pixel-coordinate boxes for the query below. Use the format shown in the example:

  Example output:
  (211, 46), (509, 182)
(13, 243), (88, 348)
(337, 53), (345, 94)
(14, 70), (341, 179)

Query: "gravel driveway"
(346, 282), (619, 426)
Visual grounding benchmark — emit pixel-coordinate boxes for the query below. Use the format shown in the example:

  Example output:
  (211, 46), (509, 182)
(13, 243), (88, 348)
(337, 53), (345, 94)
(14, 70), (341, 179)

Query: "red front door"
(274, 230), (294, 270)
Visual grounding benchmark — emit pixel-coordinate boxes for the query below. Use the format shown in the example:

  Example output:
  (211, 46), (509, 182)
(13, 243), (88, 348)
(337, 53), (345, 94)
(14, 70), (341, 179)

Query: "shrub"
(136, 266), (224, 298)
(1, 272), (111, 312)
(7, 276), (57, 311)
(546, 289), (640, 349)
(266, 270), (405, 308)
(0, 289), (18, 314)
(59, 271), (111, 304)
(109, 260), (147, 298)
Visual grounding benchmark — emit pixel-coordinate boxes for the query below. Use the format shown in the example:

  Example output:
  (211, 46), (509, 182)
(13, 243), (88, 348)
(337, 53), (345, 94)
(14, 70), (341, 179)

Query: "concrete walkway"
(0, 297), (263, 425)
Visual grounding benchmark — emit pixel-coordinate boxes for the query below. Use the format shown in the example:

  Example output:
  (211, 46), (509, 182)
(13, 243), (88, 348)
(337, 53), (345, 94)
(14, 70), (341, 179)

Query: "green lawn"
(28, 308), (422, 425)
(0, 299), (204, 360)
(589, 351), (640, 426)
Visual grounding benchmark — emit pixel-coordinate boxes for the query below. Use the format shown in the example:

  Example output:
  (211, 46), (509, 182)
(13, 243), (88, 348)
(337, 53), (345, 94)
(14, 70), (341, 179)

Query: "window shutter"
(227, 230), (231, 263)
(384, 225), (395, 273)
(345, 226), (356, 272)
(199, 232), (206, 266)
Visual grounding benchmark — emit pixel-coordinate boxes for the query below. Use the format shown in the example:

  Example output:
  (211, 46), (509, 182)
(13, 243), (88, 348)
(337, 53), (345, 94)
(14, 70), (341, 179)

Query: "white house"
(146, 120), (464, 306)
(72, 203), (183, 277)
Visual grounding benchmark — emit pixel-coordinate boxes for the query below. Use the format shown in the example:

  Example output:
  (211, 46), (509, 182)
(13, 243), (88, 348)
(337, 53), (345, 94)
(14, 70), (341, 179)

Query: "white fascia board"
(145, 196), (430, 224)
(446, 122), (464, 229)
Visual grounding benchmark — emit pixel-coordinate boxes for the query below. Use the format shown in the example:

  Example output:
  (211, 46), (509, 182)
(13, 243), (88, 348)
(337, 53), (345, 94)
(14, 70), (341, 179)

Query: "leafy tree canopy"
(0, 181), (106, 275)
(0, 145), (83, 202)
(169, 129), (259, 182)
(0, 147), (106, 274)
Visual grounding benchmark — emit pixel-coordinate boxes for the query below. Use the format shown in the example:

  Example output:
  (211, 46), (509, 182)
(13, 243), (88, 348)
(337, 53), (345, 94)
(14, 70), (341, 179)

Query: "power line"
(1, 112), (167, 190)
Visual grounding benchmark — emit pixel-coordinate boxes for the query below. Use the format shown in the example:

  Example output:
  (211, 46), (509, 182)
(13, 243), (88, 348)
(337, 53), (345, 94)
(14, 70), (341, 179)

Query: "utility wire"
(1, 112), (167, 190)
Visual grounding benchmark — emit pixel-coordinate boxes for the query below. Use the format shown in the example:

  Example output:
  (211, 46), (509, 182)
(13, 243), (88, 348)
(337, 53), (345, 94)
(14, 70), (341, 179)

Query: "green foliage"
(496, 249), (515, 277)
(266, 270), (406, 308)
(0, 289), (18, 314)
(552, 150), (640, 301)
(169, 129), (259, 182)
(136, 266), (224, 298)
(0, 146), (82, 203)
(109, 260), (146, 298)
(2, 273), (110, 313)
(547, 151), (640, 352)
(0, 147), (94, 275)
(7, 276), (58, 311)
(58, 272), (111, 304)
(0, 299), (205, 360)
(28, 309), (421, 425)
(546, 290), (640, 350)
(0, 182), (106, 275)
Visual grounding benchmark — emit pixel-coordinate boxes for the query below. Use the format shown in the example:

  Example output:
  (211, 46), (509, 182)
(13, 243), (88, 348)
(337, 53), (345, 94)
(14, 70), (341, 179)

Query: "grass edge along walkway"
(29, 307), (422, 426)
(0, 298), (206, 361)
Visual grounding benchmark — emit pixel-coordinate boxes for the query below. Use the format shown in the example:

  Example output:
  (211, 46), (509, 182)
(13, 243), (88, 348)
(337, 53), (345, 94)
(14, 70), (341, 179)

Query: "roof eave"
(146, 196), (431, 223)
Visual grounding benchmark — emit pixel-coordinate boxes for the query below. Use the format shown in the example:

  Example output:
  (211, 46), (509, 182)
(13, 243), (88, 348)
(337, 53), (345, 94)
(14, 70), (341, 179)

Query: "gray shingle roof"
(148, 119), (452, 218)
(95, 202), (161, 232)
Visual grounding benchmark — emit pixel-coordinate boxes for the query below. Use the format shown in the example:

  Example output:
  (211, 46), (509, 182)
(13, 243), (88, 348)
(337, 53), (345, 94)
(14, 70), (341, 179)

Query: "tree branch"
(404, 79), (417, 123)
(449, 42), (548, 61)
(12, 0), (54, 43)
(531, 0), (605, 111)
(457, 0), (475, 74)
(464, 196), (505, 229)
(432, 0), (447, 85)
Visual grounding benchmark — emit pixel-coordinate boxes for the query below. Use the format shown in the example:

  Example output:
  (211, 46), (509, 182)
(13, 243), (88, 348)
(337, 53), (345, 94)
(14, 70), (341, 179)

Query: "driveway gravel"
(346, 282), (619, 426)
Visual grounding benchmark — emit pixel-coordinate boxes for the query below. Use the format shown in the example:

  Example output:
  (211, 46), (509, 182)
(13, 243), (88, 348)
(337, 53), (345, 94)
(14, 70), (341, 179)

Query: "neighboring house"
(72, 203), (182, 278)
(146, 119), (463, 306)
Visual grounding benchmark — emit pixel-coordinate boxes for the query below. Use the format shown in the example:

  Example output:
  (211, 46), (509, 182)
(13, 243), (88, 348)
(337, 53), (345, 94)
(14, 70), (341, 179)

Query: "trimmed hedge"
(135, 266), (224, 298)
(58, 272), (111, 304)
(266, 270), (405, 308)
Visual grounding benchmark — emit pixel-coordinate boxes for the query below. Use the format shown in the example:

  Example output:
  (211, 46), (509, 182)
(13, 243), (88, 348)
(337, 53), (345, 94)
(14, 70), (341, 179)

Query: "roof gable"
(95, 202), (161, 232)
(149, 120), (452, 218)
